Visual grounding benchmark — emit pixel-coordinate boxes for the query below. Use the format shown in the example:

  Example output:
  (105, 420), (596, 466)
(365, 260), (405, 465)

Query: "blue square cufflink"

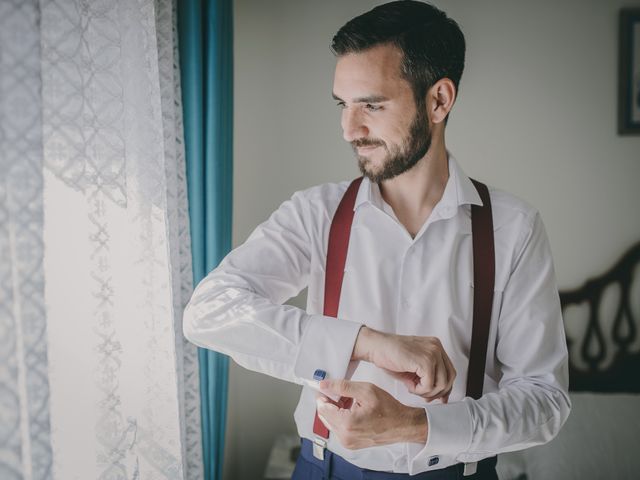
(313, 369), (326, 381)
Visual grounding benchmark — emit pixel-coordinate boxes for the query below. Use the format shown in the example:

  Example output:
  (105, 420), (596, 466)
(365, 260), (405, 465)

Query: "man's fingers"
(414, 362), (436, 396)
(316, 399), (335, 430)
(319, 379), (368, 400)
(442, 352), (456, 398)
(316, 396), (339, 424)
(429, 351), (448, 398)
(316, 395), (348, 431)
(386, 370), (420, 392)
(424, 354), (454, 403)
(390, 366), (452, 402)
(318, 379), (352, 397)
(413, 353), (452, 400)
(401, 373), (420, 393)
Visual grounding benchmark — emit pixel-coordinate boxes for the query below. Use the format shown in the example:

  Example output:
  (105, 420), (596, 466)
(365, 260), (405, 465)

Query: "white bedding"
(497, 392), (640, 480)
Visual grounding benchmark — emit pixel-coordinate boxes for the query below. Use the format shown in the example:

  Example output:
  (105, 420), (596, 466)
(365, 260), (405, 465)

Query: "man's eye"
(336, 101), (346, 109)
(365, 103), (382, 111)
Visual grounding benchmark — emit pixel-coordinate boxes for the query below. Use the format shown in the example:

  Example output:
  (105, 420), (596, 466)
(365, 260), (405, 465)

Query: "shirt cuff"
(408, 400), (473, 471)
(293, 314), (362, 383)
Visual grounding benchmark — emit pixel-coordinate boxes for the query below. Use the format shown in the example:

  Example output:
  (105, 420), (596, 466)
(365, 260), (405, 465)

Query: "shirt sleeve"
(182, 190), (363, 384)
(410, 210), (572, 469)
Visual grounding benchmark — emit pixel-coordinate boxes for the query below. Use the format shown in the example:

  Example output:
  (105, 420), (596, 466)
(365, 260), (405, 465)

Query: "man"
(183, 1), (571, 478)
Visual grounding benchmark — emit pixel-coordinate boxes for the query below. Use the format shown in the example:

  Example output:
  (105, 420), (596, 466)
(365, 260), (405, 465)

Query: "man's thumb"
(319, 378), (355, 397)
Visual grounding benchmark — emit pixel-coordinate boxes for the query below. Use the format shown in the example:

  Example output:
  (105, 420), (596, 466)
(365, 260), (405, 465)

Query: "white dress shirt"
(183, 154), (571, 475)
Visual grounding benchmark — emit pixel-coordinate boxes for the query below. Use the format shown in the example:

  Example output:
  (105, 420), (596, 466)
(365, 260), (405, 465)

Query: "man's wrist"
(379, 405), (428, 446)
(404, 407), (428, 444)
(352, 326), (381, 362)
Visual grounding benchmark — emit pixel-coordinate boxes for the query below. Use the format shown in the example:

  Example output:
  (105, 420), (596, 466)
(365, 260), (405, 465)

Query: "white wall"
(227, 1), (640, 478)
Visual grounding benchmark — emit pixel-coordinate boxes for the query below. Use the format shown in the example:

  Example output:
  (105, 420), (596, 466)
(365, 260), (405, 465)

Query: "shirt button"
(401, 298), (410, 308)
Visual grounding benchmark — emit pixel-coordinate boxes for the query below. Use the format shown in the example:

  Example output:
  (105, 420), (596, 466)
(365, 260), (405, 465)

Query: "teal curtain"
(178, 1), (233, 479)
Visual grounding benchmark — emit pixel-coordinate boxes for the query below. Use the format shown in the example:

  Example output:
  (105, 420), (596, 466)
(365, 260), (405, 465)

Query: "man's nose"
(341, 108), (369, 142)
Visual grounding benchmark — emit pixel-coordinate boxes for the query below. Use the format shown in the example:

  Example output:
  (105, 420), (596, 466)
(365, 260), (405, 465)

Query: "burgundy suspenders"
(312, 177), (495, 450)
(311, 177), (363, 442)
(322, 177), (364, 319)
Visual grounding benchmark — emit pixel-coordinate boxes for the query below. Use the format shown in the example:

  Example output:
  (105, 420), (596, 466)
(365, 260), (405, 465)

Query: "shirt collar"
(353, 152), (483, 214)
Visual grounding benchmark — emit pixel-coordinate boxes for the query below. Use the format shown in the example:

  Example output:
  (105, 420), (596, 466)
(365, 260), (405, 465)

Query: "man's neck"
(378, 142), (449, 225)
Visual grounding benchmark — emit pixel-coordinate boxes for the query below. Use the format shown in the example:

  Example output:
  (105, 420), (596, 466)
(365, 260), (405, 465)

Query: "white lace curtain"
(0, 1), (203, 479)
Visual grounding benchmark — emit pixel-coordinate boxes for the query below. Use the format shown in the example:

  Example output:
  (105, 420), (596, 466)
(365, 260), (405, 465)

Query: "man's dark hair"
(331, 1), (465, 108)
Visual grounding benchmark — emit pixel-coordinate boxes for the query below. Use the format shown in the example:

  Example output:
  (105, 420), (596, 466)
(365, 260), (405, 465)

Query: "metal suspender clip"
(312, 437), (327, 460)
(312, 368), (328, 460)
(463, 461), (478, 476)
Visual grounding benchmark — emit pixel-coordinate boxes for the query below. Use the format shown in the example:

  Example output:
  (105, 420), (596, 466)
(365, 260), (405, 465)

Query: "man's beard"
(352, 104), (431, 184)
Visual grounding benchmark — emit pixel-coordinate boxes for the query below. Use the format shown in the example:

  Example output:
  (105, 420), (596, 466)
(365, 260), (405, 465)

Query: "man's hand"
(316, 379), (428, 449)
(352, 326), (456, 402)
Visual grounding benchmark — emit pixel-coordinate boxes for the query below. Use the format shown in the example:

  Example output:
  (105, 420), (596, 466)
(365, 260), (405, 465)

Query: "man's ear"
(427, 78), (457, 125)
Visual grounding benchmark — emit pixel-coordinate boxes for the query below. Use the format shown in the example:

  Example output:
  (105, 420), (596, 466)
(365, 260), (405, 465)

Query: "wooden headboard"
(560, 242), (640, 393)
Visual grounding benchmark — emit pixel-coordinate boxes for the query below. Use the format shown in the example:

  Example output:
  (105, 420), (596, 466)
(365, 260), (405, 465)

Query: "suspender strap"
(313, 177), (363, 440)
(312, 176), (495, 444)
(323, 177), (363, 318)
(467, 179), (495, 399)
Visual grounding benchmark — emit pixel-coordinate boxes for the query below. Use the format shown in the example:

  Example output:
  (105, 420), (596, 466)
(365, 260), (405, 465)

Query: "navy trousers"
(291, 439), (498, 480)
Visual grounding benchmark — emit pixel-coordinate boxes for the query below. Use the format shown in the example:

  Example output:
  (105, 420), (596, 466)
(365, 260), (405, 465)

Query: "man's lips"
(355, 144), (382, 154)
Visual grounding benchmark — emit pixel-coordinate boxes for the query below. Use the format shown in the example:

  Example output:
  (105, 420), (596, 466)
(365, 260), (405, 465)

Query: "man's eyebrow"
(332, 93), (389, 103)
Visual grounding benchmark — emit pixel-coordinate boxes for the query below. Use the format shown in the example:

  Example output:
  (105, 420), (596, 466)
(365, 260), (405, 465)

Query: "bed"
(497, 241), (640, 480)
